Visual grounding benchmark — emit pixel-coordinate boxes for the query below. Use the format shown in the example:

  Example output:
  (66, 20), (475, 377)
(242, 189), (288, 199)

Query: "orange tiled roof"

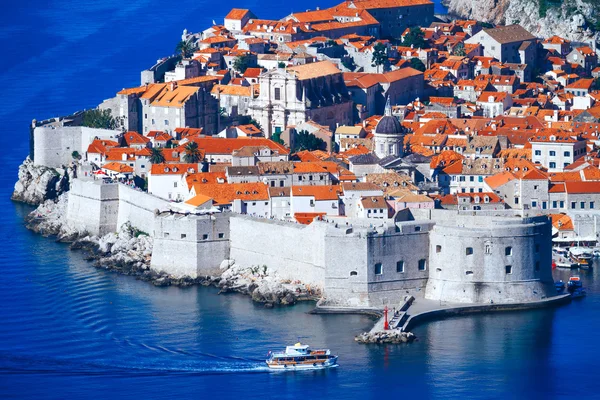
(150, 163), (199, 175)
(194, 182), (269, 205)
(102, 162), (134, 173)
(291, 185), (342, 200)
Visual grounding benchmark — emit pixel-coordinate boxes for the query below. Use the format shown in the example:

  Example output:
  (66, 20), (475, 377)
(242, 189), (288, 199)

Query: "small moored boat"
(567, 277), (586, 298)
(266, 343), (338, 370)
(555, 280), (565, 293)
(569, 247), (593, 269)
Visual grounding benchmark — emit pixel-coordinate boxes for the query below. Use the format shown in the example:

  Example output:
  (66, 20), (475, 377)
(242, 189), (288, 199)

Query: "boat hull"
(266, 357), (338, 371)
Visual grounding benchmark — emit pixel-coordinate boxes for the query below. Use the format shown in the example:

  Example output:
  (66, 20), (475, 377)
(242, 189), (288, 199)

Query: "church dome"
(375, 115), (402, 135)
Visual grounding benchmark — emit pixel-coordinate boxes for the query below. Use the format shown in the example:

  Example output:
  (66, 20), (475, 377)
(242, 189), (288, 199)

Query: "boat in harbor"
(266, 343), (338, 370)
(569, 247), (593, 269)
(555, 280), (565, 293)
(567, 277), (586, 298)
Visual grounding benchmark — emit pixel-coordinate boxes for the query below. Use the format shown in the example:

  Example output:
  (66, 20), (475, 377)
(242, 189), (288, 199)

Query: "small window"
(550, 162), (556, 168)
(590, 202), (595, 209)
(164, 232), (170, 238)
(505, 265), (512, 274)
(218, 233), (224, 239)
(505, 246), (512, 256)
(374, 263), (383, 275)
(564, 151), (571, 157)
(581, 201), (586, 209)
(396, 261), (404, 273)
(418, 259), (427, 271)
(465, 271), (474, 275)
(350, 271), (358, 276)
(550, 151), (556, 157)
(535, 262), (540, 271)
(485, 244), (492, 254)
(180, 234), (186, 239)
(414, 226), (421, 232)
(571, 202), (576, 209)
(436, 245), (442, 253)
(466, 247), (473, 255)
(534, 150), (541, 156)
(202, 234), (208, 240)
(274, 87), (281, 100)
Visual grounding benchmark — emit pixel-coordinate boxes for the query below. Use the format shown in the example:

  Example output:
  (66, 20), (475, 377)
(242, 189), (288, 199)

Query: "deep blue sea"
(2, 1), (600, 399)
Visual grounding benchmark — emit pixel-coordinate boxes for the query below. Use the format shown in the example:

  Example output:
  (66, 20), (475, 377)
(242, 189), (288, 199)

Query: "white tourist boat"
(265, 343), (338, 370)
(569, 247), (593, 269)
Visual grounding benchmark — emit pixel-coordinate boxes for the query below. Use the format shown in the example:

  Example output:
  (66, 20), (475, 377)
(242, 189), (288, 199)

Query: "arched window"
(350, 271), (358, 276)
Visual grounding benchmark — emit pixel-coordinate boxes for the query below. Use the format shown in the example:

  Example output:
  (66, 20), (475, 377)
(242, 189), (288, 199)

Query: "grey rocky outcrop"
(355, 330), (417, 344)
(215, 260), (321, 307)
(445, 0), (599, 45)
(12, 157), (75, 205)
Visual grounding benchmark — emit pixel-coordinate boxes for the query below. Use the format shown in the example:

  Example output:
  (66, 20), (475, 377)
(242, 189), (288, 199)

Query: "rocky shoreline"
(12, 157), (75, 206)
(20, 178), (319, 307)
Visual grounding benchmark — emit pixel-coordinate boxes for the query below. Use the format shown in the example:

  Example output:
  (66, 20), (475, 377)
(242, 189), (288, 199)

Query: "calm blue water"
(2, 1), (600, 399)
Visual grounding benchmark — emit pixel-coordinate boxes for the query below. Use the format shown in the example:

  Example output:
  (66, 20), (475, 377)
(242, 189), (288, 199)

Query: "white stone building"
(530, 133), (587, 172)
(248, 61), (353, 137)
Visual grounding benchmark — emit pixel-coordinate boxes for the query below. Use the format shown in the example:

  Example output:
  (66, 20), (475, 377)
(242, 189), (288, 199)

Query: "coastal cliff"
(12, 157), (75, 205)
(445, 0), (600, 44)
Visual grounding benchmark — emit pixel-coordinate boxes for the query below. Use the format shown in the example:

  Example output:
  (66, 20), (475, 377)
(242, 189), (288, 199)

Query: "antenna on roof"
(384, 96), (391, 117)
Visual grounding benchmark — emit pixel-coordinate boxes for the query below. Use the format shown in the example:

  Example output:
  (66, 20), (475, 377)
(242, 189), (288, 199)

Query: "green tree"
(452, 42), (467, 57)
(409, 57), (426, 72)
(278, 61), (286, 68)
(175, 40), (194, 59)
(149, 147), (165, 164)
(402, 27), (427, 49)
(294, 130), (326, 152)
(183, 141), (202, 163)
(233, 54), (255, 73)
(82, 109), (118, 130)
(272, 131), (285, 145)
(341, 58), (356, 71)
(71, 151), (81, 160)
(371, 42), (388, 73)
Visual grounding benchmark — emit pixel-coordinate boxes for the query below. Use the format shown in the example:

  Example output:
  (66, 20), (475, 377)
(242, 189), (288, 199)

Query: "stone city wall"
(34, 126), (120, 168)
(66, 180), (120, 236)
(67, 179), (172, 237)
(229, 215), (327, 287)
(151, 213), (230, 277)
(425, 215), (555, 304)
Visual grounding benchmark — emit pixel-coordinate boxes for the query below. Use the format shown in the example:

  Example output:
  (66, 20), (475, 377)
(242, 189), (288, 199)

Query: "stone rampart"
(425, 215), (555, 304)
(33, 126), (120, 168)
(229, 215), (327, 287)
(151, 213), (230, 277)
(117, 185), (171, 235)
(67, 180), (119, 236)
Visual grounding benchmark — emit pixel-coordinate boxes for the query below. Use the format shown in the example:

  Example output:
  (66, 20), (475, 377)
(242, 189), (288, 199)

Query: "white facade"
(531, 139), (586, 172)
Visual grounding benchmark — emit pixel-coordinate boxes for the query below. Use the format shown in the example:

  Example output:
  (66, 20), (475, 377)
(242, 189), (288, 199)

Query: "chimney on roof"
(169, 81), (177, 91)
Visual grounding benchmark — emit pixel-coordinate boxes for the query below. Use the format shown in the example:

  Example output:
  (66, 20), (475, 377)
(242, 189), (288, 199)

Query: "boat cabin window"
(505, 246), (512, 256)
